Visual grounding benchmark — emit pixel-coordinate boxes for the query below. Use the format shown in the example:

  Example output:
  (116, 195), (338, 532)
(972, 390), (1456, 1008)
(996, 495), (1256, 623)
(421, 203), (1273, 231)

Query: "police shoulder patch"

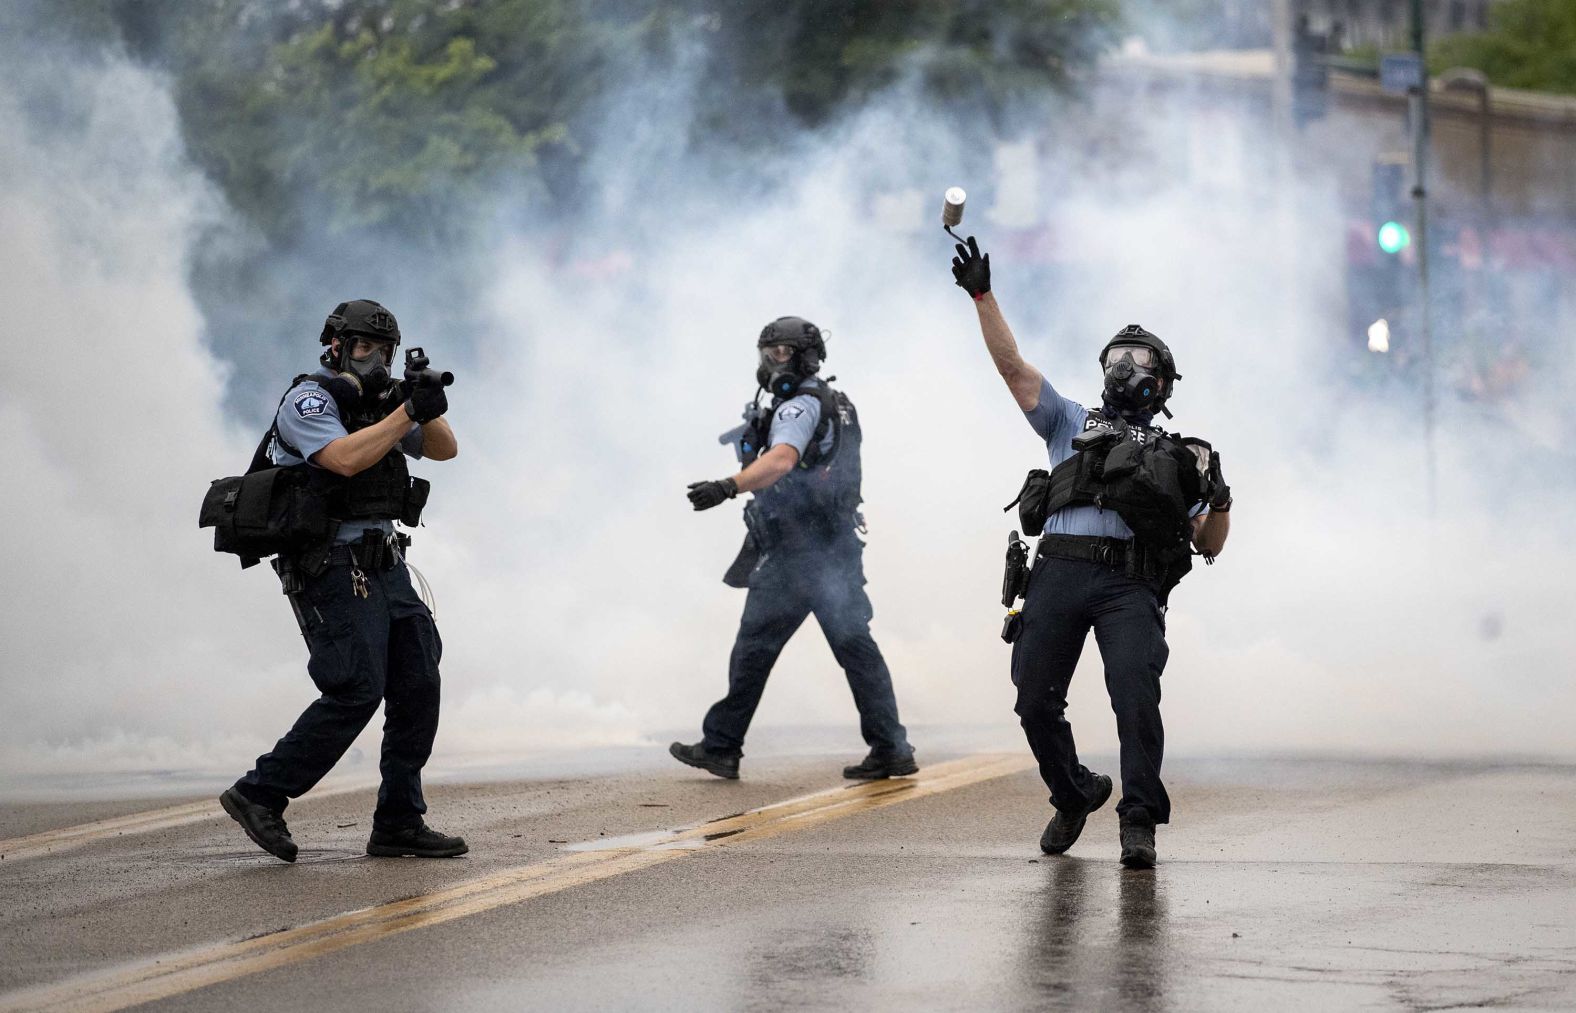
(293, 388), (330, 418)
(777, 403), (806, 422)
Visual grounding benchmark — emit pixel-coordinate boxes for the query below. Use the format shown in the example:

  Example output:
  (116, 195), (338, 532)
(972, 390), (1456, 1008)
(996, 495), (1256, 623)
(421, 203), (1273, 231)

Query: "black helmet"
(1099, 324), (1180, 415)
(758, 316), (826, 360)
(756, 316), (827, 397)
(320, 299), (401, 348)
(319, 298), (401, 377)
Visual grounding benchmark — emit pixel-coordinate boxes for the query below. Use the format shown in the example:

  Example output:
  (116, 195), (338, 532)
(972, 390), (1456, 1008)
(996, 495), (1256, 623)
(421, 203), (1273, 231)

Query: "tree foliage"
(1431, 0), (1576, 95)
(695, 0), (1121, 127)
(71, 0), (1119, 246)
(40, 0), (1119, 405)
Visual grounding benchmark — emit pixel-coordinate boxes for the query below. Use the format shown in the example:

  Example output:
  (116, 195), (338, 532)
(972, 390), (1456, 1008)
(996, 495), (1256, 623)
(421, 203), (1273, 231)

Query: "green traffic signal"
(1377, 220), (1411, 254)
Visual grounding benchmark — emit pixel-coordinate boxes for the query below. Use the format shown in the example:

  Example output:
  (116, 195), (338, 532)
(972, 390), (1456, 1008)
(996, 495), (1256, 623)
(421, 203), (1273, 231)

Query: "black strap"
(248, 373), (316, 473)
(798, 384), (842, 469)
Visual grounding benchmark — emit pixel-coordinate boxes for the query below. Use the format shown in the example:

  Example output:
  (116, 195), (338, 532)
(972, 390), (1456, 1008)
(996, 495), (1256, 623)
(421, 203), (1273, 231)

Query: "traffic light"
(1377, 220), (1411, 254)
(1347, 156), (1413, 353)
(1372, 157), (1409, 255)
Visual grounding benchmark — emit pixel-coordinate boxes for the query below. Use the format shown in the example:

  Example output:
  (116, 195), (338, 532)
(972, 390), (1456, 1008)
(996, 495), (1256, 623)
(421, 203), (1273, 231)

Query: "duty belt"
(1036, 534), (1165, 581)
(328, 532), (410, 572)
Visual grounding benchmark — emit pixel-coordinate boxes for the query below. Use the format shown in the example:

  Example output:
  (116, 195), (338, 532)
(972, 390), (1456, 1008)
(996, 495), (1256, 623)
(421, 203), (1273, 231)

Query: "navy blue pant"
(702, 548), (910, 758)
(1011, 555), (1171, 824)
(236, 559), (442, 831)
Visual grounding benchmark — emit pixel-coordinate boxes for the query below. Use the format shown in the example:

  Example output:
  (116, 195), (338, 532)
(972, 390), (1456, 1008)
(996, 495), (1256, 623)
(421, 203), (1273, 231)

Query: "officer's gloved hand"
(687, 478), (738, 511)
(321, 373), (365, 414)
(1208, 451), (1232, 510)
(405, 382), (448, 425)
(951, 236), (991, 299)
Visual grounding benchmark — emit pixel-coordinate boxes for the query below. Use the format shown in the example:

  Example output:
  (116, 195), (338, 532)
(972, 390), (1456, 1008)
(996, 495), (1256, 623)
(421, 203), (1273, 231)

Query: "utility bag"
(199, 467), (332, 569)
(199, 375), (333, 570)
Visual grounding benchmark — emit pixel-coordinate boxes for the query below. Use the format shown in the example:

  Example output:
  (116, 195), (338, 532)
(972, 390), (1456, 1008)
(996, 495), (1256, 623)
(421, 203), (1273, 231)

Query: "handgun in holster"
(1000, 529), (1031, 644)
(272, 555), (311, 640)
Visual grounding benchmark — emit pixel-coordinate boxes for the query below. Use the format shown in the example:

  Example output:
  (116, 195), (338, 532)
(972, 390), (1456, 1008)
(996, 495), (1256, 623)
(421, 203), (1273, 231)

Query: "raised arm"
(953, 237), (1044, 412)
(974, 293), (1045, 412)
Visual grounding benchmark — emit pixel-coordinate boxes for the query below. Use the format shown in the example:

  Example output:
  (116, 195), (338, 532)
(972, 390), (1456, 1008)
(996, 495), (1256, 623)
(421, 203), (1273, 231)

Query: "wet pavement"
(1, 755), (1573, 1011)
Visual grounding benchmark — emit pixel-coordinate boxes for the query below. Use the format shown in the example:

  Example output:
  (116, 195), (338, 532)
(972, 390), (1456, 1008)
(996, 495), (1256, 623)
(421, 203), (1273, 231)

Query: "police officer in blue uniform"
(670, 317), (916, 781)
(952, 239), (1232, 868)
(219, 299), (467, 863)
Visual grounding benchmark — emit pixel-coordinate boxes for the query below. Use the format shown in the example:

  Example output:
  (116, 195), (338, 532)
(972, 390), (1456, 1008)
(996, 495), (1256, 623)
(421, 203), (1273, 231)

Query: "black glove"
(321, 372), (365, 414)
(405, 382), (448, 425)
(951, 235), (991, 299)
(687, 477), (738, 511)
(1208, 451), (1232, 510)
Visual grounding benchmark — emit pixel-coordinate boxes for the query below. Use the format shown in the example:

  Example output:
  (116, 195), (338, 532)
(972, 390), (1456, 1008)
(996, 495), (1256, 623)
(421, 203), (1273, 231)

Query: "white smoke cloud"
(2, 19), (1572, 800)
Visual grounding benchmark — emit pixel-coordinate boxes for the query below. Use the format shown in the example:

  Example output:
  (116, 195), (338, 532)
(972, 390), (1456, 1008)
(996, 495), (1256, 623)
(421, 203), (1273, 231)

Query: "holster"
(1001, 531), (1030, 607)
(722, 536), (761, 589)
(724, 503), (768, 588)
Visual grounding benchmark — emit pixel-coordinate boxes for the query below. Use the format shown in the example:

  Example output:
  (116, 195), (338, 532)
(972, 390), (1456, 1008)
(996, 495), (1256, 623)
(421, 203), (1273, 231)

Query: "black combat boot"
(220, 787), (298, 863)
(668, 741), (741, 779)
(1039, 773), (1113, 855)
(366, 822), (469, 858)
(842, 749), (918, 780)
(1119, 812), (1157, 869)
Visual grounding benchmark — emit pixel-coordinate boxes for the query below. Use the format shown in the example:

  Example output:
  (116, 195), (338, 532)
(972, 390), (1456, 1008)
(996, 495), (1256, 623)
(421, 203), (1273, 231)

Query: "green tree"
(696, 0), (1121, 127)
(72, 0), (1120, 242)
(39, 0), (1121, 404)
(1431, 0), (1576, 95)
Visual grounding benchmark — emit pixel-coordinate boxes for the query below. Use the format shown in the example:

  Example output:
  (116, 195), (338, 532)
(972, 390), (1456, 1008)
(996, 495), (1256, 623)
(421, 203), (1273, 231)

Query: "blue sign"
(1381, 53), (1424, 94)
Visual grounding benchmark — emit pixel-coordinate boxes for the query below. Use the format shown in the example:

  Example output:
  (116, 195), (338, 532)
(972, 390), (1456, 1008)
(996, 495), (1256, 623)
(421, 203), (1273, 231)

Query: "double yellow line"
(0, 754), (1032, 1012)
(0, 784), (367, 864)
(0, 801), (221, 864)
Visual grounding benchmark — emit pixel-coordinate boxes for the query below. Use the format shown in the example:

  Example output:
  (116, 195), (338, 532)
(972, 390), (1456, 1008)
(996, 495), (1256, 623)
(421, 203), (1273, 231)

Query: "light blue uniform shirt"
(1024, 376), (1204, 540)
(721, 378), (836, 464)
(765, 378), (836, 459)
(270, 368), (424, 544)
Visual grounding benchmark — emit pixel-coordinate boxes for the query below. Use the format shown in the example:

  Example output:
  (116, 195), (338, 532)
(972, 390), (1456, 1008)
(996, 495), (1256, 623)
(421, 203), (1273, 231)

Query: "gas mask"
(754, 317), (827, 399)
(341, 338), (393, 395)
(757, 343), (817, 399)
(1101, 343), (1163, 414)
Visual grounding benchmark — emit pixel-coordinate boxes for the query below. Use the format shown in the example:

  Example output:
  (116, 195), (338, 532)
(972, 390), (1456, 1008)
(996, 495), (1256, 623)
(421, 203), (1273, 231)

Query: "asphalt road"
(2, 754), (1573, 1011)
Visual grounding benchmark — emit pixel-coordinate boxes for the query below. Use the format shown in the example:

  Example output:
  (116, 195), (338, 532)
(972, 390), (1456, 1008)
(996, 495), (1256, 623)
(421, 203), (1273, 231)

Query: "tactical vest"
(269, 374), (430, 527)
(1010, 409), (1205, 595)
(1045, 410), (1201, 546)
(739, 384), (863, 550)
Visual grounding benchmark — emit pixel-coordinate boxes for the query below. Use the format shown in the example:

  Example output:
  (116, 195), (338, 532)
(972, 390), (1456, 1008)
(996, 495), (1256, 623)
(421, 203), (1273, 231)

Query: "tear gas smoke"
(2, 15), (1572, 798)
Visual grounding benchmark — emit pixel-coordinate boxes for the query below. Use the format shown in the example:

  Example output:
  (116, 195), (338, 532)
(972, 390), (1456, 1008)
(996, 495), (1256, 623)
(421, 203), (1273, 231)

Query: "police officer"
(951, 238), (1232, 868)
(219, 299), (467, 863)
(670, 317), (917, 781)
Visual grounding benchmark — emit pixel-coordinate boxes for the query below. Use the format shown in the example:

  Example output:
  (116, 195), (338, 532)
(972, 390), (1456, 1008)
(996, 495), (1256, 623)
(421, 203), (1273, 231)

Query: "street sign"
(1381, 53), (1424, 93)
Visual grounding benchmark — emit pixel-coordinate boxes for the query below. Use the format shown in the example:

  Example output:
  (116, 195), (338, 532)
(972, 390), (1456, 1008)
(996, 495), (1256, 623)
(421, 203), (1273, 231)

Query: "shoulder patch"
(293, 388), (330, 418)
(777, 403), (806, 422)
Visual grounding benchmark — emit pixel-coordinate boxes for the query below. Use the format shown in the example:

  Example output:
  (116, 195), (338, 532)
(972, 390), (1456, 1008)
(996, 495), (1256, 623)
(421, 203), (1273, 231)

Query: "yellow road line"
(0, 753), (1034, 1013)
(0, 784), (368, 864)
(0, 801), (219, 863)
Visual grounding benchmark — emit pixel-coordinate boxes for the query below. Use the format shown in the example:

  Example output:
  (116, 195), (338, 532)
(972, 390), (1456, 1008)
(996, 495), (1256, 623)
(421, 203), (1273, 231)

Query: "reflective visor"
(1103, 344), (1158, 369)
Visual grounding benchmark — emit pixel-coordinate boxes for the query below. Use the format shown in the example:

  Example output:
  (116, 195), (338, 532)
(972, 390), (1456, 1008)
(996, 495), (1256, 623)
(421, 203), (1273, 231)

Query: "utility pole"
(1270, 0), (1293, 139)
(1410, 0), (1437, 516)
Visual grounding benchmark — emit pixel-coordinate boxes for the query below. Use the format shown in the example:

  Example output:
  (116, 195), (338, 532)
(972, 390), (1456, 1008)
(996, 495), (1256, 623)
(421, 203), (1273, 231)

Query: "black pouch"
(400, 476), (431, 527)
(1001, 610), (1024, 644)
(1005, 469), (1052, 535)
(199, 467), (331, 568)
(1101, 439), (1143, 481)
